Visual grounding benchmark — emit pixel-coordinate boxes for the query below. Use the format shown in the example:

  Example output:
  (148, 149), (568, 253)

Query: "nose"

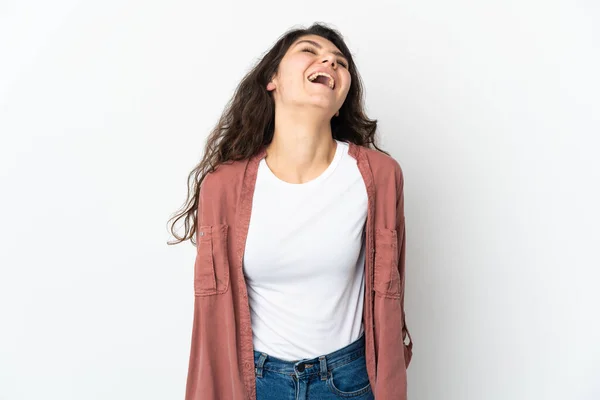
(321, 55), (338, 69)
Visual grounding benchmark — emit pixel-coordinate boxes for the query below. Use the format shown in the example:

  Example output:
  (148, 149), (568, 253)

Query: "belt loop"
(319, 355), (328, 381)
(255, 352), (267, 378)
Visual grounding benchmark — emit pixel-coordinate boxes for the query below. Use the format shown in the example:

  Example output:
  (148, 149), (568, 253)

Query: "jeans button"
(297, 363), (305, 372)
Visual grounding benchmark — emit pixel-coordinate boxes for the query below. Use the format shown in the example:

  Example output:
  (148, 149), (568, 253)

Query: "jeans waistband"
(253, 334), (365, 378)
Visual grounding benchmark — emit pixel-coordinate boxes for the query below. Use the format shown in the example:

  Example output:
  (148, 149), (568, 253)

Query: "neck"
(265, 107), (337, 184)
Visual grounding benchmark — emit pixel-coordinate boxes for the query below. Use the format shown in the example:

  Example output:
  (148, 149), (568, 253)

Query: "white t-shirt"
(242, 139), (368, 361)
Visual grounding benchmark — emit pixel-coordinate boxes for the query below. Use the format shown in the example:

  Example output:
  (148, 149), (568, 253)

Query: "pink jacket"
(185, 141), (413, 399)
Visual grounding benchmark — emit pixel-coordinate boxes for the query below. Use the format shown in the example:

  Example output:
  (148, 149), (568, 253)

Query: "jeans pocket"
(326, 356), (373, 398)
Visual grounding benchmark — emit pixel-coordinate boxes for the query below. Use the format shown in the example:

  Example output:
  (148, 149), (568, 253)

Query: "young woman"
(168, 22), (413, 400)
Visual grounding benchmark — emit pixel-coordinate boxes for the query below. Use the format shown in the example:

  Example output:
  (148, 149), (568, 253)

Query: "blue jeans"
(253, 334), (374, 399)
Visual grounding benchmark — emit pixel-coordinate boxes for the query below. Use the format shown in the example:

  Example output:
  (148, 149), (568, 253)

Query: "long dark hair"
(167, 22), (390, 246)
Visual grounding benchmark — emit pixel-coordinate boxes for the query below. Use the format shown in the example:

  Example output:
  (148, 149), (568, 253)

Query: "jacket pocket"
(373, 228), (402, 298)
(194, 224), (230, 296)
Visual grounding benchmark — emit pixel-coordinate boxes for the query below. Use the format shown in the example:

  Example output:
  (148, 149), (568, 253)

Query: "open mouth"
(307, 72), (335, 90)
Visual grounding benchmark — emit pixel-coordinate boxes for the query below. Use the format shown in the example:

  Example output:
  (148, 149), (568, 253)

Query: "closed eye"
(301, 47), (348, 68)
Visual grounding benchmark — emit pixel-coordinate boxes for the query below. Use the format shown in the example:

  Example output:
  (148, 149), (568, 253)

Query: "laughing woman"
(168, 22), (413, 400)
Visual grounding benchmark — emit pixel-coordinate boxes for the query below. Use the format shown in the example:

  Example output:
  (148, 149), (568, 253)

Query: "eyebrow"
(294, 39), (348, 62)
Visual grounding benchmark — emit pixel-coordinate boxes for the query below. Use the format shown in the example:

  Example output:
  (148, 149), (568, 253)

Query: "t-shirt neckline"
(264, 139), (344, 188)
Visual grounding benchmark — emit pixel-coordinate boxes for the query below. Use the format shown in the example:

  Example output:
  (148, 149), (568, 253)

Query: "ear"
(266, 71), (278, 91)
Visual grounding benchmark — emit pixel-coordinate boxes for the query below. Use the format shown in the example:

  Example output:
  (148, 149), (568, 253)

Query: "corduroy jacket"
(185, 140), (413, 400)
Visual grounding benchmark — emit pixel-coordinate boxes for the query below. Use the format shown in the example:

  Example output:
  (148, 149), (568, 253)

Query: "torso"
(243, 140), (368, 360)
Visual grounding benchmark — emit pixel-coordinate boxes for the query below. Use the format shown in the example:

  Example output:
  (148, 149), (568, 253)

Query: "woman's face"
(267, 34), (351, 118)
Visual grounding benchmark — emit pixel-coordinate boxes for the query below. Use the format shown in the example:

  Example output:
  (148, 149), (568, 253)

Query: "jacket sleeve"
(185, 184), (208, 399)
(185, 177), (242, 399)
(185, 191), (201, 399)
(396, 165), (413, 368)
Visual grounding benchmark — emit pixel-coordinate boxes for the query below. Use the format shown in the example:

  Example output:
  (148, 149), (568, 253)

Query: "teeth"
(308, 72), (335, 89)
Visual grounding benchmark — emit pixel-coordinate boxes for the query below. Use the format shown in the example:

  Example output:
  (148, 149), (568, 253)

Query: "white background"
(1, 1), (599, 399)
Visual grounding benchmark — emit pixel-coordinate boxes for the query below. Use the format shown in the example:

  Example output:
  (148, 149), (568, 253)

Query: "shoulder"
(360, 145), (404, 190)
(199, 158), (249, 198)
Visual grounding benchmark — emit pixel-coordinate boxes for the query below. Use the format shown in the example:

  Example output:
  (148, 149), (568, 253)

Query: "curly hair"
(167, 22), (390, 246)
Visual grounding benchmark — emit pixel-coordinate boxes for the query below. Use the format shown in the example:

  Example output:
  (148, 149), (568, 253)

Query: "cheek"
(282, 55), (312, 79)
(340, 76), (351, 96)
(277, 64), (305, 90)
